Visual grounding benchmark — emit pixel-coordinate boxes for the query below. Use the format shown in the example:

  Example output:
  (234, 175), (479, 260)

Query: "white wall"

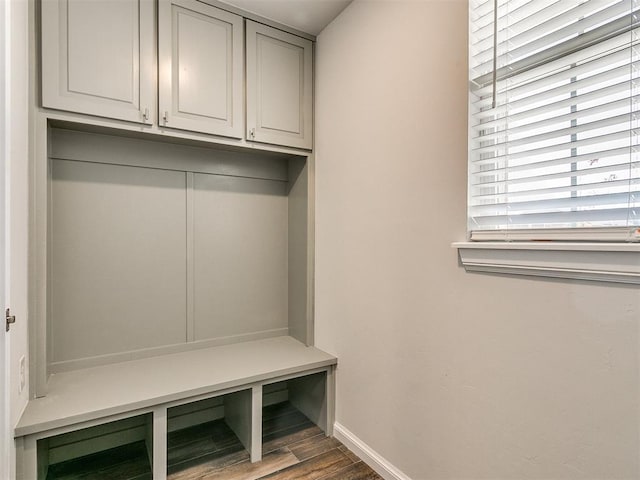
(5, 0), (31, 477)
(315, 1), (640, 479)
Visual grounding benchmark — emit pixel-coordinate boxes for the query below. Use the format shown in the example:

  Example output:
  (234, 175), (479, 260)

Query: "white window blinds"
(469, 0), (640, 241)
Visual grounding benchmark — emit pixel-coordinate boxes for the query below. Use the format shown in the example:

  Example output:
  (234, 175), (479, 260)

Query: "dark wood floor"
(47, 402), (382, 480)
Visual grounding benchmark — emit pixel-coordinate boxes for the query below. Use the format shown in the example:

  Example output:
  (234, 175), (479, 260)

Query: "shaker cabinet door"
(41, 0), (155, 124)
(246, 21), (313, 150)
(158, 0), (244, 138)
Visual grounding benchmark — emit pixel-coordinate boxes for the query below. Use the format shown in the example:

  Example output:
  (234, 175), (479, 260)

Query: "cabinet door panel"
(41, 0), (154, 124)
(246, 21), (313, 150)
(67, 1), (136, 103)
(260, 36), (303, 133)
(50, 161), (187, 364)
(159, 0), (243, 137)
(177, 12), (228, 118)
(193, 173), (288, 341)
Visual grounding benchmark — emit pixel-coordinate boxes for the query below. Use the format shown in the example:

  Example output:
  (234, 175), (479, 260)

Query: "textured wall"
(315, 1), (640, 478)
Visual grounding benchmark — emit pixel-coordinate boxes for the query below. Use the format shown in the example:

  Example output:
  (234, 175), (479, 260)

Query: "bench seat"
(16, 336), (336, 438)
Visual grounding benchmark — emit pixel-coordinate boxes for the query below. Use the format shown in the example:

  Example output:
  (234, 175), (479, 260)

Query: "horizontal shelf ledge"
(15, 336), (336, 438)
(44, 113), (312, 159)
(453, 241), (640, 284)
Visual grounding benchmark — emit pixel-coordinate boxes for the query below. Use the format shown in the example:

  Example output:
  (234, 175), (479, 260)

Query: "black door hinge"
(6, 308), (15, 332)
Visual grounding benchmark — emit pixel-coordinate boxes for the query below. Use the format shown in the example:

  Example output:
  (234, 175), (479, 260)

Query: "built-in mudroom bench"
(16, 337), (336, 479)
(18, 0), (331, 476)
(14, 115), (335, 478)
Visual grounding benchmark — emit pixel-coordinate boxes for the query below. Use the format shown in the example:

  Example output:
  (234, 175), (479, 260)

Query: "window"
(469, 0), (640, 242)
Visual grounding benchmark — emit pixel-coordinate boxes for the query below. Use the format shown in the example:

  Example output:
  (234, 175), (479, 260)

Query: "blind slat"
(472, 111), (638, 155)
(470, 191), (638, 216)
(470, 227), (640, 241)
(470, 177), (640, 200)
(472, 36), (636, 98)
(473, 59), (636, 111)
(473, 96), (640, 144)
(471, 161), (640, 188)
(473, 77), (631, 123)
(471, 146), (632, 173)
(473, 112), (638, 155)
(471, 208), (635, 227)
(472, 129), (633, 165)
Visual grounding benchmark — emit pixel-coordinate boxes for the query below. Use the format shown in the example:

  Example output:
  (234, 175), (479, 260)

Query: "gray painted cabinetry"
(41, 0), (155, 124)
(20, 1), (330, 478)
(47, 127), (309, 372)
(158, 0), (244, 137)
(41, 0), (314, 149)
(246, 20), (314, 149)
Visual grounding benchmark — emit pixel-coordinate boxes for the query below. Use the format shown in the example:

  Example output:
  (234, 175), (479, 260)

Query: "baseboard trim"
(333, 422), (412, 480)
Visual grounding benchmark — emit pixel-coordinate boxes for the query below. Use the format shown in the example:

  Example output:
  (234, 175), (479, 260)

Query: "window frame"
(454, 241), (640, 284)
(458, 0), (640, 284)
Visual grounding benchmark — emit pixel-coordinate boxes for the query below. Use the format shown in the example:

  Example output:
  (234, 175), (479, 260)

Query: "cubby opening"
(37, 413), (153, 480)
(166, 390), (252, 478)
(262, 372), (328, 455)
(43, 123), (312, 383)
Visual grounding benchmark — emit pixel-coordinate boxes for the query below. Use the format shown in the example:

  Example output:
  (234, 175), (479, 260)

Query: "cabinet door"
(41, 0), (155, 124)
(158, 0), (243, 138)
(246, 21), (313, 150)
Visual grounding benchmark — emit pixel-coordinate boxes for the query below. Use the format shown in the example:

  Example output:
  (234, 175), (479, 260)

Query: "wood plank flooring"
(47, 402), (382, 480)
(46, 441), (152, 480)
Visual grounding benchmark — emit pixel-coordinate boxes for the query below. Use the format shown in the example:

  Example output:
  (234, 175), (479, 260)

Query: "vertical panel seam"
(186, 172), (195, 342)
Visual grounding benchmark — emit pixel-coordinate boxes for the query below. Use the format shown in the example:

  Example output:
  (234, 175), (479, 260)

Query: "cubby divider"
(223, 389), (254, 458)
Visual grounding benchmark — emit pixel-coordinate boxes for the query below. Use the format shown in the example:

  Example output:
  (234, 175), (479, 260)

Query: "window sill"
(453, 242), (640, 284)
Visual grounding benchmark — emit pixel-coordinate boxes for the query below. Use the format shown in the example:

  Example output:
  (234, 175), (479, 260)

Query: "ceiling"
(222, 0), (353, 36)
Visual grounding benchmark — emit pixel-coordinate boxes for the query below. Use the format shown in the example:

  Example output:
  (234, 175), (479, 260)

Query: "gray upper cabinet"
(246, 21), (313, 150)
(158, 0), (244, 137)
(41, 0), (155, 124)
(41, 1), (314, 150)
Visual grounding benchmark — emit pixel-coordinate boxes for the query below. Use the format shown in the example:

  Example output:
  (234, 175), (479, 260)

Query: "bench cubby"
(166, 391), (252, 478)
(262, 371), (329, 454)
(37, 413), (153, 480)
